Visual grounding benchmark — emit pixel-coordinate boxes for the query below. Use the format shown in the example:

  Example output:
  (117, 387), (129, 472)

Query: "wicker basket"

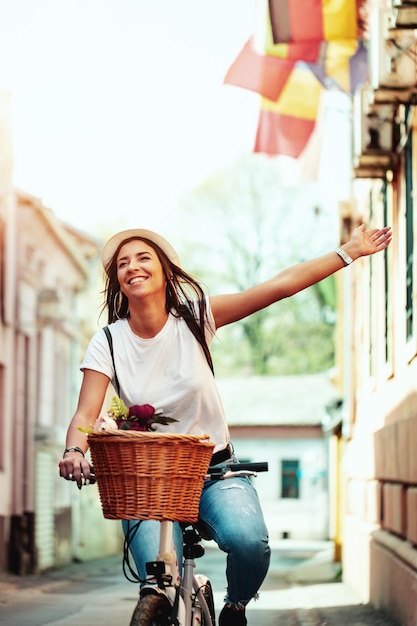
(87, 430), (215, 522)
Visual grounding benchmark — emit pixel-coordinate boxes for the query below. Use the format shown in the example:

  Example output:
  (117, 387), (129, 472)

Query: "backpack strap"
(182, 300), (215, 376)
(103, 326), (121, 396)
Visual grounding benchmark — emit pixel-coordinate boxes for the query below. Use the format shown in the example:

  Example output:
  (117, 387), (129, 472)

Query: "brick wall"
(374, 416), (417, 546)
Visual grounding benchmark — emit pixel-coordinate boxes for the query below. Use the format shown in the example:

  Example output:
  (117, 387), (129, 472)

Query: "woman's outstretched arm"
(211, 225), (392, 329)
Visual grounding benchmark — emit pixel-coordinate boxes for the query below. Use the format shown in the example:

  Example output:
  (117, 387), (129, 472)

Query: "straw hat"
(101, 228), (180, 269)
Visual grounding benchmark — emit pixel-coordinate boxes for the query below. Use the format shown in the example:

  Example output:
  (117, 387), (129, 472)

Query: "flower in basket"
(92, 396), (177, 433)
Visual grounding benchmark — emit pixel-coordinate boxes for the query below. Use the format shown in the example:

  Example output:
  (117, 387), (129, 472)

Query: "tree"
(178, 154), (337, 375)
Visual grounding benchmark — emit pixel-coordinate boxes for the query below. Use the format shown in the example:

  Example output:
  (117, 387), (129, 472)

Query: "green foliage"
(211, 293), (335, 376)
(177, 154), (338, 376)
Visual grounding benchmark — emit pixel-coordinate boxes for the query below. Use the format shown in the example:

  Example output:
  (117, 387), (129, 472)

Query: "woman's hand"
(59, 452), (92, 487)
(348, 224), (392, 260)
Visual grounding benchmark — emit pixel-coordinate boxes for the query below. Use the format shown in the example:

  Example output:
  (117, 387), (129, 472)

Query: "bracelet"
(335, 248), (353, 266)
(63, 446), (85, 458)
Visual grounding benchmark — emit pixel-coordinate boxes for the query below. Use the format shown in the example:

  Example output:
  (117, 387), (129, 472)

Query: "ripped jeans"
(122, 459), (271, 607)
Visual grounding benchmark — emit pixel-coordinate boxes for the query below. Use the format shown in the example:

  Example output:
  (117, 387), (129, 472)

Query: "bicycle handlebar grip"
(228, 462), (269, 472)
(89, 466), (96, 484)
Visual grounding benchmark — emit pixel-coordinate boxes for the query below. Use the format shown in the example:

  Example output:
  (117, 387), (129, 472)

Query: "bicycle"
(86, 460), (268, 626)
(129, 461), (268, 626)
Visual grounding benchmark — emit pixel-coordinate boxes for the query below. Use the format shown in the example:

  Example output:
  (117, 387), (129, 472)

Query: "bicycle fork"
(143, 521), (211, 625)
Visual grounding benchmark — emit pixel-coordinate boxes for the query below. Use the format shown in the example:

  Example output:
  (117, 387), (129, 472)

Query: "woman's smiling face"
(116, 239), (167, 300)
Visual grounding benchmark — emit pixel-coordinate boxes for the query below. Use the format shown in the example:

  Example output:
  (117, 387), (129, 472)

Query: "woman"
(59, 224), (391, 626)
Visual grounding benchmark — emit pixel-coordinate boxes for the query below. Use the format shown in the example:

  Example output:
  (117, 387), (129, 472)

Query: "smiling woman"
(58, 221), (391, 625)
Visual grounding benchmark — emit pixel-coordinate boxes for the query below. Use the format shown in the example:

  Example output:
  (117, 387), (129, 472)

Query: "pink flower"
(94, 414), (119, 433)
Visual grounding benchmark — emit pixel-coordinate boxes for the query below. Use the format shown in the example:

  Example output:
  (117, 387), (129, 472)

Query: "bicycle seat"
(194, 520), (213, 541)
(180, 520), (213, 541)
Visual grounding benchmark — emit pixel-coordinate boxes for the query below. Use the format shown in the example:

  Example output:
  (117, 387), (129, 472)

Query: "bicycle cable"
(122, 520), (147, 584)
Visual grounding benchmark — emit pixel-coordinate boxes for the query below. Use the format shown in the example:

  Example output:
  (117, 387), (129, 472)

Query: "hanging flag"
(254, 63), (323, 158)
(348, 41), (368, 93)
(322, 40), (362, 92)
(257, 1), (322, 60)
(253, 40), (365, 159)
(268, 0), (361, 44)
(296, 93), (327, 181)
(224, 37), (322, 101)
(308, 40), (366, 94)
(224, 39), (296, 101)
(224, 0), (367, 158)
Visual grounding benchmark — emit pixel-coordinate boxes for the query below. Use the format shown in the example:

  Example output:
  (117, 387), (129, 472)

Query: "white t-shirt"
(80, 303), (230, 452)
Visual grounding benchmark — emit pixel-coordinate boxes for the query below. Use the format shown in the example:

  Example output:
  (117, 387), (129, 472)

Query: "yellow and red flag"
(254, 63), (322, 158)
(224, 37), (321, 101)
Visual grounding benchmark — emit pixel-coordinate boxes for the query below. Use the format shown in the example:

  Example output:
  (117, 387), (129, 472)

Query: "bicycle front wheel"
(195, 575), (216, 626)
(129, 594), (172, 626)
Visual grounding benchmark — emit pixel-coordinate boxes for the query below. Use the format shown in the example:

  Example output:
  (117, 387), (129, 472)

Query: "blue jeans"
(122, 459), (271, 607)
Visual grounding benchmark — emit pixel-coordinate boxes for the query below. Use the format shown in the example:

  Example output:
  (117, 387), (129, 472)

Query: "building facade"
(217, 375), (336, 542)
(0, 93), (123, 574)
(336, 1), (417, 624)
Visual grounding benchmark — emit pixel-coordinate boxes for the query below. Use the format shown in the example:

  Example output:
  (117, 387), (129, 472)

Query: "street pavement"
(0, 541), (400, 625)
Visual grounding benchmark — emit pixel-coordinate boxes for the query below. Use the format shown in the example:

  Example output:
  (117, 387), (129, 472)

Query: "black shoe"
(219, 605), (247, 626)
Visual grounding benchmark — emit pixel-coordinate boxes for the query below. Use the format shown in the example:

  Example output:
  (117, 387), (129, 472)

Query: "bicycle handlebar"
(225, 462), (268, 473)
(80, 461), (268, 489)
(206, 461), (268, 480)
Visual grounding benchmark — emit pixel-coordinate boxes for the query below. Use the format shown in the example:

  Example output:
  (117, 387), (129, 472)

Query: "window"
(281, 459), (300, 499)
(382, 183), (390, 365)
(405, 118), (414, 341)
(369, 182), (391, 375)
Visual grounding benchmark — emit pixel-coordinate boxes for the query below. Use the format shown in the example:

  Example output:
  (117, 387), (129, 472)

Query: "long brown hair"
(102, 236), (215, 374)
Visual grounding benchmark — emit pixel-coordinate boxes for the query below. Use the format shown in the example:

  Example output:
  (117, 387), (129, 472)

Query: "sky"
(0, 0), (260, 237)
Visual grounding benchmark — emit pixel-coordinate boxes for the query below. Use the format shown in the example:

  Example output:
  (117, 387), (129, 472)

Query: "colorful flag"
(224, 36), (322, 101)
(224, 39), (296, 102)
(257, 2), (322, 60)
(254, 63), (323, 158)
(296, 93), (327, 181)
(268, 0), (361, 44)
(348, 41), (368, 93)
(224, 0), (367, 158)
(308, 40), (366, 94)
